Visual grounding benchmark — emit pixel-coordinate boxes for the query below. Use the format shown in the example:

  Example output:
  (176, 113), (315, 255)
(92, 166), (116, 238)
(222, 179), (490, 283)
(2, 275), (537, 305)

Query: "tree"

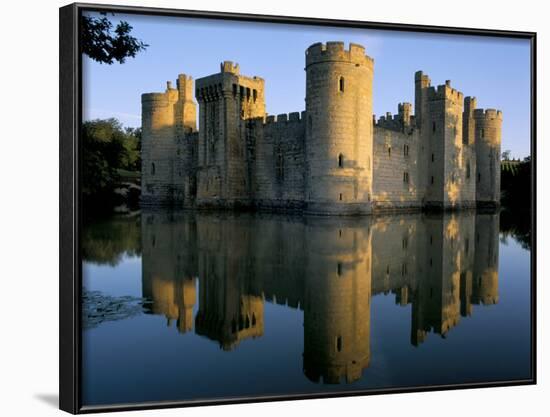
(82, 119), (141, 212)
(501, 150), (512, 161)
(82, 13), (148, 64)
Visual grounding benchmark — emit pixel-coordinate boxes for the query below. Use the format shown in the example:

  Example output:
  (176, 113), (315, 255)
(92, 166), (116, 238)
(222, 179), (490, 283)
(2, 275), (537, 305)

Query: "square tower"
(195, 62), (265, 208)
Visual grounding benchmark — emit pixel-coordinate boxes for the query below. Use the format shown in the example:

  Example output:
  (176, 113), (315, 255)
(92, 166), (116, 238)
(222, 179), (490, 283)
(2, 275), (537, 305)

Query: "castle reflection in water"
(140, 211), (499, 385)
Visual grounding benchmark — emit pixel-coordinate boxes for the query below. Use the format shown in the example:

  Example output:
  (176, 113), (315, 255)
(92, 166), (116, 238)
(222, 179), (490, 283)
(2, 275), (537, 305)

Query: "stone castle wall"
(249, 112), (306, 210)
(140, 41), (503, 214)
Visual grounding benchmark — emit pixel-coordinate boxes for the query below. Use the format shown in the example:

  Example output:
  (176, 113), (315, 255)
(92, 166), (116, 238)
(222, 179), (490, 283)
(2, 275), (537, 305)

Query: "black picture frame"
(59, 2), (537, 414)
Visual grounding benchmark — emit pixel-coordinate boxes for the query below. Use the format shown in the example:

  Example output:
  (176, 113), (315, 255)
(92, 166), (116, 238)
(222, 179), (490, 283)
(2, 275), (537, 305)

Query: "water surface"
(81, 210), (531, 406)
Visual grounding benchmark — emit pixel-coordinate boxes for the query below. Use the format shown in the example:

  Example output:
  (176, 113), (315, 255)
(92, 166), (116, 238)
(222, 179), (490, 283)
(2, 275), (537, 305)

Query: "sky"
(82, 11), (532, 158)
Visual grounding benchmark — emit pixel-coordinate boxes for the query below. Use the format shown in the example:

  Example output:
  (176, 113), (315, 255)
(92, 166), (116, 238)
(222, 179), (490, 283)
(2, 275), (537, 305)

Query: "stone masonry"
(141, 41), (502, 214)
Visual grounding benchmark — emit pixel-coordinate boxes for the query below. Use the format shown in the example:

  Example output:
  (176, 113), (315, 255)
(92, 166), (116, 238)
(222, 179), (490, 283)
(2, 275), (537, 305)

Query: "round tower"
(474, 109), (503, 208)
(305, 42), (374, 215)
(141, 86), (178, 205)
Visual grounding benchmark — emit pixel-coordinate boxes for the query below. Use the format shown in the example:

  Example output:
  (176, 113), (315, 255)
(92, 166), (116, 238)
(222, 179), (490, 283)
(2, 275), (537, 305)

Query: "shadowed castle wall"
(372, 125), (421, 211)
(475, 109), (503, 208)
(249, 113), (306, 210)
(194, 62), (265, 208)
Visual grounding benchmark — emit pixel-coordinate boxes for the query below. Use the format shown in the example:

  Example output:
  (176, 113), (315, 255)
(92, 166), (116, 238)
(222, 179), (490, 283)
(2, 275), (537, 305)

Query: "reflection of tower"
(305, 42), (374, 215)
(303, 217), (372, 383)
(472, 213), (500, 305)
(410, 213), (475, 345)
(194, 215), (264, 350)
(141, 210), (198, 333)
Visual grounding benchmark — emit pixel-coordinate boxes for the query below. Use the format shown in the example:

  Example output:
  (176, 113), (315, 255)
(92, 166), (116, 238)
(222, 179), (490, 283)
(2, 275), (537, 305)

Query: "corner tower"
(474, 109), (502, 208)
(141, 75), (197, 205)
(195, 62), (265, 208)
(305, 42), (374, 215)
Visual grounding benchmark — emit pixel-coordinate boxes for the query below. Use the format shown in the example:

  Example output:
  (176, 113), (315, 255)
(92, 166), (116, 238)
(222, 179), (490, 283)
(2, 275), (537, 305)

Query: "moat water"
(81, 209), (532, 407)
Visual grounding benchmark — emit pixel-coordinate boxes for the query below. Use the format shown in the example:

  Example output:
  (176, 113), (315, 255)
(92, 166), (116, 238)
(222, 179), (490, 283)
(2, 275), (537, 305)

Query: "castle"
(141, 41), (502, 214)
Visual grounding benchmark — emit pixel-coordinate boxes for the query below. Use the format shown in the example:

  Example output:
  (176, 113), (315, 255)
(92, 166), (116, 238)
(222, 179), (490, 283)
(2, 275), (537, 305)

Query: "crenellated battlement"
(220, 60), (240, 74)
(426, 80), (464, 102)
(474, 108), (503, 120)
(375, 103), (413, 133)
(305, 41), (373, 68)
(141, 91), (171, 103)
(464, 96), (477, 113)
(264, 111), (304, 125)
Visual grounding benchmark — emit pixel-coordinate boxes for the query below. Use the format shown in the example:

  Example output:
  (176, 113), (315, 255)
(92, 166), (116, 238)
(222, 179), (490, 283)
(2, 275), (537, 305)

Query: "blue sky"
(83, 12), (531, 158)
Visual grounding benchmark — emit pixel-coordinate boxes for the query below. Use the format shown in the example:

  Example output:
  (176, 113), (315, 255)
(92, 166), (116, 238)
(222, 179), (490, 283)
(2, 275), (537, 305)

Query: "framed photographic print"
(59, 2), (536, 413)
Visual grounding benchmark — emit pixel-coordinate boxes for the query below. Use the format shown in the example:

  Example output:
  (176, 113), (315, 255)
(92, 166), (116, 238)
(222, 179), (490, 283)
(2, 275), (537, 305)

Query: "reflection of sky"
(83, 254), (142, 297)
(81, 232), (531, 406)
(82, 11), (531, 158)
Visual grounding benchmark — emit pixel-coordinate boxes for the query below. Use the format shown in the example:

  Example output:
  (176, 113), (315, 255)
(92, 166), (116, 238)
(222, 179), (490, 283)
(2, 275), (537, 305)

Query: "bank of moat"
(141, 41), (502, 215)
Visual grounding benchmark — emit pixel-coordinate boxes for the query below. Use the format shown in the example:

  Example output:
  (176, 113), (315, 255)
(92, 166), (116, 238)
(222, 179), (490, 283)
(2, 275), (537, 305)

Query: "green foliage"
(82, 13), (148, 64)
(500, 156), (532, 250)
(501, 157), (531, 209)
(82, 215), (141, 265)
(82, 118), (141, 212)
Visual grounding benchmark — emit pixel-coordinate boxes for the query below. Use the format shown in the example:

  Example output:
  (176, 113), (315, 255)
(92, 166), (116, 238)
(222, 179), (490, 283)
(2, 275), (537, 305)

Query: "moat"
(81, 210), (531, 406)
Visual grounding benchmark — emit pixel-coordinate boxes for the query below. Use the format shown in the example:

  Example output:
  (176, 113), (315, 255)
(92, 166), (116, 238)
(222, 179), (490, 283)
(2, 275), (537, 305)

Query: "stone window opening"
(232, 84), (237, 97)
(478, 172), (481, 183)
(404, 144), (409, 157)
(481, 128), (485, 138)
(336, 336), (343, 352)
(339, 193), (343, 201)
(338, 153), (344, 168)
(388, 146), (392, 157)
(432, 121), (436, 133)
(402, 263), (407, 276)
(253, 89), (258, 102)
(276, 150), (284, 182)
(403, 172), (409, 184)
(431, 176), (434, 185)
(339, 76), (345, 93)
(431, 153), (435, 162)
(337, 262), (343, 276)
(151, 162), (156, 175)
